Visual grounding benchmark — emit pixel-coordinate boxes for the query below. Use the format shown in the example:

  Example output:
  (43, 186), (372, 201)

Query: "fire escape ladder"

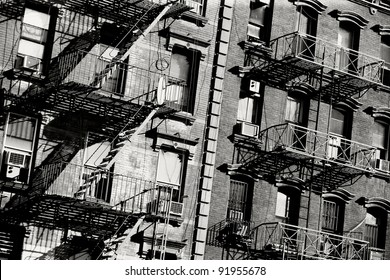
(73, 107), (158, 197)
(101, 215), (145, 259)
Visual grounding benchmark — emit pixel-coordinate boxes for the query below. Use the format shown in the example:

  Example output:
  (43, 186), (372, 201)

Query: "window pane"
(18, 39), (45, 58)
(249, 5), (266, 27)
(322, 200), (339, 231)
(237, 97), (254, 122)
(373, 122), (387, 149)
(228, 180), (249, 216)
(380, 36), (390, 64)
(285, 97), (301, 123)
(22, 24), (47, 43)
(275, 192), (288, 217)
(23, 8), (50, 29)
(170, 52), (190, 82)
(157, 150), (183, 186)
(330, 109), (345, 136)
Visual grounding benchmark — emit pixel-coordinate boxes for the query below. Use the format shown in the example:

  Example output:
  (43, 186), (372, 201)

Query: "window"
(98, 45), (127, 96)
(373, 121), (389, 161)
(227, 179), (253, 222)
(156, 149), (187, 205)
(322, 199), (345, 234)
(295, 6), (318, 59)
(181, 0), (205, 16)
(330, 108), (352, 138)
(275, 190), (300, 225)
(237, 95), (260, 124)
(337, 21), (360, 72)
(365, 208), (387, 249)
(167, 45), (200, 114)
(380, 36), (390, 87)
(285, 96), (305, 124)
(1, 113), (39, 184)
(247, 0), (273, 43)
(285, 94), (308, 150)
(16, 6), (56, 74)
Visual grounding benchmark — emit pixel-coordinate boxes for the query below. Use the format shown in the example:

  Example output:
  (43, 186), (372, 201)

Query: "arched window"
(275, 178), (304, 226)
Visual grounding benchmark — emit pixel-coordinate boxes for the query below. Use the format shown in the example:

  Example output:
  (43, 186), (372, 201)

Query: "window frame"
(365, 207), (388, 249)
(227, 178), (253, 222)
(247, 0), (273, 43)
(168, 45), (201, 114)
(156, 148), (188, 203)
(321, 198), (345, 235)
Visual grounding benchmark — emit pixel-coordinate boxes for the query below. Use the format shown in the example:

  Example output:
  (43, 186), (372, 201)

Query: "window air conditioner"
(249, 79), (260, 93)
(237, 122), (259, 138)
(21, 56), (41, 72)
(6, 151), (27, 167)
(375, 159), (390, 173)
(159, 200), (184, 216)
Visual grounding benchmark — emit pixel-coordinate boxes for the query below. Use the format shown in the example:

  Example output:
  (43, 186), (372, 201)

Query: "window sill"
(180, 11), (208, 27)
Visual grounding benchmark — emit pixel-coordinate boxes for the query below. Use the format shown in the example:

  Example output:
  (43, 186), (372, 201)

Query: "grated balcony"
(246, 32), (385, 102)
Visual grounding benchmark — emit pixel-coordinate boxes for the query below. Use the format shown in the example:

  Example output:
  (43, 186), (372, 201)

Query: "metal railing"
(250, 222), (370, 260)
(55, 50), (187, 108)
(259, 123), (376, 171)
(270, 32), (384, 84)
(40, 161), (183, 216)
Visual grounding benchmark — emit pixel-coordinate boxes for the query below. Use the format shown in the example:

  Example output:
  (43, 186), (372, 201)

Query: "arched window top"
(292, 0), (327, 14)
(366, 107), (390, 123)
(378, 25), (390, 36)
(287, 82), (315, 97)
(334, 97), (363, 112)
(275, 176), (306, 193)
(323, 188), (355, 203)
(335, 10), (369, 29)
(365, 197), (390, 212)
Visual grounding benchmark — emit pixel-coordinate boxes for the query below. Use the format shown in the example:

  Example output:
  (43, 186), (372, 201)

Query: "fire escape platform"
(245, 32), (384, 103)
(0, 0), (190, 24)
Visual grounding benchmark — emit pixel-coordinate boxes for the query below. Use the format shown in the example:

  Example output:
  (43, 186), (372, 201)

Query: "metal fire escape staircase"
(1, 1), (190, 241)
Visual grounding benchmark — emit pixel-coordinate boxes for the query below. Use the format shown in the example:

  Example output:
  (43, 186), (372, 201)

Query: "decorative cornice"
(163, 29), (211, 61)
(275, 176), (306, 193)
(323, 188), (355, 203)
(364, 197), (390, 212)
(291, 0), (327, 14)
(226, 163), (262, 181)
(334, 97), (363, 112)
(378, 24), (390, 36)
(287, 82), (316, 96)
(365, 106), (390, 122)
(335, 10), (369, 29)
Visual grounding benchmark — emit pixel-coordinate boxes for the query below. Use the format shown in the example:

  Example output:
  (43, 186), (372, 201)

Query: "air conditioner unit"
(6, 151), (27, 168)
(21, 56), (41, 72)
(237, 122), (259, 138)
(375, 159), (390, 173)
(6, 165), (21, 179)
(249, 79), (260, 93)
(159, 200), (183, 216)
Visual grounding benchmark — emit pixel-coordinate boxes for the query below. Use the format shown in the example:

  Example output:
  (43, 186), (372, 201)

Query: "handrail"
(258, 123), (376, 171)
(53, 49), (187, 109)
(249, 222), (370, 260)
(269, 32), (384, 84)
(40, 161), (158, 213)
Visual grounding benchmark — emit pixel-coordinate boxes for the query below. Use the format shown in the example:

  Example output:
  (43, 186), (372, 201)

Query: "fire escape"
(0, 0), (191, 259)
(207, 30), (385, 260)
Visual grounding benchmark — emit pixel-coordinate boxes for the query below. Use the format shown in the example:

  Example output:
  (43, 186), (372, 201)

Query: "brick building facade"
(205, 0), (390, 260)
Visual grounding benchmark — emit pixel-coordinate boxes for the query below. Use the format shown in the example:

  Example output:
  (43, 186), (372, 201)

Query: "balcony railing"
(270, 32), (384, 84)
(250, 222), (370, 260)
(40, 161), (183, 216)
(259, 123), (376, 171)
(54, 50), (187, 109)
